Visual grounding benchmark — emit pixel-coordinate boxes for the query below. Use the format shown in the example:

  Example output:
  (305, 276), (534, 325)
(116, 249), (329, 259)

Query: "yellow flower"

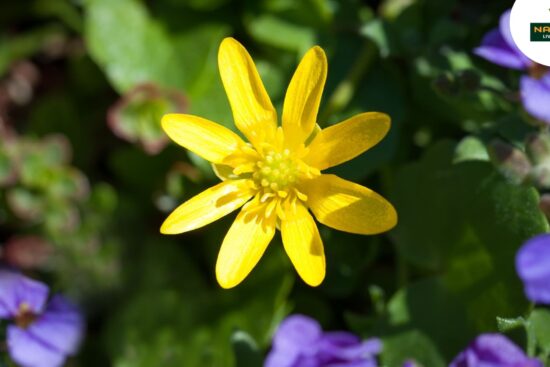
(160, 38), (397, 289)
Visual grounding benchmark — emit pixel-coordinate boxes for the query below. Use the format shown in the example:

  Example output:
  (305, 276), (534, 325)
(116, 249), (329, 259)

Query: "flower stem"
(319, 41), (376, 122)
(525, 302), (536, 357)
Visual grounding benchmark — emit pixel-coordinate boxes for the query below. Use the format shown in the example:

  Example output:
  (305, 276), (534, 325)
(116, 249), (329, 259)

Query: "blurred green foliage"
(1, 0), (549, 366)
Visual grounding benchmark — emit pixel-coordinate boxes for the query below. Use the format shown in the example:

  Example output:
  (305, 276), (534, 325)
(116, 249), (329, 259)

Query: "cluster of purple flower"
(265, 314), (382, 367)
(0, 269), (84, 367)
(264, 229), (550, 367)
(474, 10), (550, 123)
(449, 334), (542, 367)
(266, 316), (543, 367)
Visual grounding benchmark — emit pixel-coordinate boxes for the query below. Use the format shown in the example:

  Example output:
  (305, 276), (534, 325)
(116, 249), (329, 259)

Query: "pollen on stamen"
(252, 147), (308, 204)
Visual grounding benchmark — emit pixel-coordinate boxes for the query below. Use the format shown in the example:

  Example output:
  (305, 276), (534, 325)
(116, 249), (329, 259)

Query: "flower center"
(14, 302), (37, 329)
(253, 149), (298, 194)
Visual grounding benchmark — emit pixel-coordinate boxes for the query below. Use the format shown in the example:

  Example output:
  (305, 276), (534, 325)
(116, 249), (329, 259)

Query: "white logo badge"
(511, 0), (550, 66)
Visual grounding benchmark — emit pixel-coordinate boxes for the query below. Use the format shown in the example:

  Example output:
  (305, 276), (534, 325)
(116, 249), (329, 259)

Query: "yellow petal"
(162, 114), (246, 164)
(304, 112), (391, 170)
(212, 163), (238, 181)
(218, 37), (277, 147)
(160, 179), (254, 234)
(215, 203), (276, 289)
(303, 174), (397, 235)
(281, 203), (325, 287)
(282, 46), (327, 149)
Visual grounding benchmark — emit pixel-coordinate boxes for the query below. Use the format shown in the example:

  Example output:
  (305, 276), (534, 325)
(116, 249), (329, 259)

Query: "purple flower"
(520, 74), (550, 124)
(449, 333), (542, 367)
(474, 10), (532, 70)
(516, 233), (550, 304)
(0, 269), (84, 367)
(265, 314), (381, 367)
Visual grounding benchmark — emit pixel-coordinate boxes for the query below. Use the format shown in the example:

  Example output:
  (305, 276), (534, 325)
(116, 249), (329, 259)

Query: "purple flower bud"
(516, 234), (550, 304)
(0, 269), (84, 367)
(265, 314), (381, 367)
(449, 333), (542, 367)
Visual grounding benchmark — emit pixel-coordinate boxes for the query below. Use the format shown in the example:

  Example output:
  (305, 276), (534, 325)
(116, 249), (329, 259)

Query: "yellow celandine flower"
(160, 38), (397, 289)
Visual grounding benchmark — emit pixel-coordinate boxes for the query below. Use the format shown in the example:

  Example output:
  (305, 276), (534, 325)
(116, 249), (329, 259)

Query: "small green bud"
(525, 131), (550, 165)
(530, 163), (550, 188)
(432, 73), (459, 96)
(488, 139), (532, 185)
(457, 70), (481, 92)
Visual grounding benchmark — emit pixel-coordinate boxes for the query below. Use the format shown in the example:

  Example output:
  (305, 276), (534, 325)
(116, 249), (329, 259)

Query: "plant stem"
(319, 41), (376, 122)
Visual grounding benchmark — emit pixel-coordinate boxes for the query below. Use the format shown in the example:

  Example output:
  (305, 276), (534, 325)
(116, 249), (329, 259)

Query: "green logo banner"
(531, 23), (550, 41)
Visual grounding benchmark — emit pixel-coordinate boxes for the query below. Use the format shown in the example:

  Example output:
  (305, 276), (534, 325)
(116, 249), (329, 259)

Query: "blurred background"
(1, 0), (547, 366)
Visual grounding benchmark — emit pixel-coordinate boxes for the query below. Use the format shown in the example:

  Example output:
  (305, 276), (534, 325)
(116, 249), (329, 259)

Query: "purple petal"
(0, 269), (49, 318)
(0, 270), (20, 318)
(472, 334), (526, 363)
(322, 331), (361, 346)
(520, 75), (550, 124)
(7, 325), (66, 367)
(449, 334), (543, 366)
(499, 10), (533, 68)
(264, 347), (301, 367)
(474, 28), (529, 70)
(473, 9), (532, 70)
(272, 314), (322, 352)
(516, 233), (550, 303)
(320, 336), (382, 361)
(27, 295), (85, 355)
(266, 315), (323, 367)
(267, 315), (382, 367)
(326, 361), (377, 367)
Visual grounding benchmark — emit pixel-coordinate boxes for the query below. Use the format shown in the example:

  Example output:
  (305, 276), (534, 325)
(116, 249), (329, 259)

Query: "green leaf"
(85, 0), (232, 127)
(85, 0), (186, 92)
(390, 141), (548, 347)
(245, 14), (315, 54)
(391, 140), (460, 269)
(392, 140), (548, 272)
(88, 2), (233, 134)
(382, 329), (446, 367)
(360, 19), (393, 57)
(453, 136), (489, 163)
(379, 278), (473, 364)
(105, 239), (292, 367)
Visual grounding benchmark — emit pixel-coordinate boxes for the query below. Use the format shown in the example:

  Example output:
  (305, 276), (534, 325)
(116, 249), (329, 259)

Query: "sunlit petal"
(282, 46), (327, 149)
(161, 179), (254, 234)
(216, 203), (276, 289)
(281, 203), (325, 286)
(162, 114), (246, 164)
(304, 112), (390, 170)
(303, 174), (397, 235)
(218, 37), (277, 147)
